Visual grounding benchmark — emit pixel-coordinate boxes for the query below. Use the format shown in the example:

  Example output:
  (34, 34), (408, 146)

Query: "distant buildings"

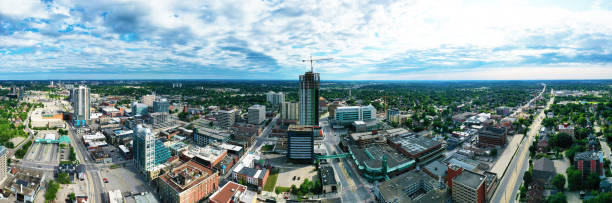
(265, 91), (285, 106)
(299, 71), (320, 126)
(334, 105), (376, 125)
(495, 106), (512, 116)
(72, 85), (90, 127)
(141, 94), (156, 106)
(281, 102), (299, 121)
(133, 125), (171, 173)
(153, 98), (170, 113)
(386, 108), (400, 122)
(452, 169), (486, 203)
(132, 102), (149, 117)
(247, 105), (266, 125)
(558, 123), (575, 136)
(158, 160), (220, 203)
(477, 126), (507, 148)
(217, 109), (236, 129)
(287, 125), (316, 161)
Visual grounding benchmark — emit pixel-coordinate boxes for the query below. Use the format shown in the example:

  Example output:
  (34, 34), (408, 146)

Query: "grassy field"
(264, 168), (280, 192)
(275, 186), (290, 194)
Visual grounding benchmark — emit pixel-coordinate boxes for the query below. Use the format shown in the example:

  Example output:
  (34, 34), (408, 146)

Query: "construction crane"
(302, 55), (333, 72)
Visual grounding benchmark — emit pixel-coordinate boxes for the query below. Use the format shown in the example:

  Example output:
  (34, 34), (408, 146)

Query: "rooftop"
(183, 145), (227, 163)
(533, 158), (555, 172)
(288, 125), (318, 132)
(350, 144), (412, 169)
(159, 161), (216, 193)
(209, 181), (247, 203)
(424, 160), (448, 178)
(376, 170), (443, 203)
(319, 166), (337, 186)
(454, 170), (485, 190)
(388, 135), (441, 156)
(575, 151), (601, 161)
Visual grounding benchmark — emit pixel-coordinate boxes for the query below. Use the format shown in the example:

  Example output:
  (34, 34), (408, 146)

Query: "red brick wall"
(477, 181), (486, 203)
(447, 167), (463, 192)
(180, 172), (219, 203)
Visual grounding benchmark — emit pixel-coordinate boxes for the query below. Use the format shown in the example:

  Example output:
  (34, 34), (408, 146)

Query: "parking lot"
(276, 165), (318, 188)
(25, 131), (60, 163)
(99, 163), (148, 196)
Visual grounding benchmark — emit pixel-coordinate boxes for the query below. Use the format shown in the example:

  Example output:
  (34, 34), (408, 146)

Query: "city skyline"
(1, 0), (611, 80)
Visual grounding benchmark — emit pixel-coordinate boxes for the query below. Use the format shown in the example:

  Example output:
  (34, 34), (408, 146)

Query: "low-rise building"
(558, 123), (575, 136)
(319, 166), (338, 193)
(232, 165), (269, 191)
(349, 131), (386, 147)
(158, 161), (220, 203)
(574, 151), (604, 179)
(209, 181), (257, 203)
(532, 158), (556, 188)
(4, 167), (46, 203)
(477, 126), (507, 148)
(181, 145), (227, 168)
(374, 169), (448, 203)
(388, 135), (444, 164)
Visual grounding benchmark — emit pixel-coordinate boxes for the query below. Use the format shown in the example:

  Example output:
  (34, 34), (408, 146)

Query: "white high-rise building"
(281, 102), (299, 121)
(133, 125), (156, 172)
(248, 105), (266, 124)
(72, 85), (90, 127)
(266, 91), (285, 106)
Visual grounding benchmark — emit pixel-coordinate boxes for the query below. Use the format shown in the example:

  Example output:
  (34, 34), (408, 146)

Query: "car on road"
(103, 178), (108, 183)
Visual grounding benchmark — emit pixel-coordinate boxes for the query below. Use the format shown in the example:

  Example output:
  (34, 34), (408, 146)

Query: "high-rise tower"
(299, 71), (320, 126)
(72, 85), (90, 127)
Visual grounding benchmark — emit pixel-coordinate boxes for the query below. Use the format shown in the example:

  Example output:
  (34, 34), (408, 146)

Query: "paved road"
(320, 118), (374, 202)
(491, 85), (553, 203)
(67, 124), (106, 203)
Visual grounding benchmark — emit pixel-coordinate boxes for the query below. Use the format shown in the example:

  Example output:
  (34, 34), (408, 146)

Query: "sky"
(0, 0), (611, 80)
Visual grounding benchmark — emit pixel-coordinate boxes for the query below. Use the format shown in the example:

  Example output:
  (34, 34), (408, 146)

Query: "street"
(491, 85), (554, 203)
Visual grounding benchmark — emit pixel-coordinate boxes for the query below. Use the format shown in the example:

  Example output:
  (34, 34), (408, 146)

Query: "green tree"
(552, 174), (566, 191)
(523, 171), (533, 185)
(546, 192), (567, 203)
(585, 172), (601, 191)
(58, 172), (71, 184)
(566, 167), (582, 191)
(584, 192), (612, 203)
(44, 180), (60, 201)
(490, 148), (497, 157)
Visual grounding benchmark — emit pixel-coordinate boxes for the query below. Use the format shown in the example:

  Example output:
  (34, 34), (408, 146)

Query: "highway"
(491, 86), (554, 203)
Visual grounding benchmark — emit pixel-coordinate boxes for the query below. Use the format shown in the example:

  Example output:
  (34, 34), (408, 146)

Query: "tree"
(523, 171), (533, 185)
(44, 180), (60, 201)
(58, 172), (71, 184)
(546, 192), (567, 203)
(490, 148), (498, 157)
(585, 172), (601, 191)
(566, 167), (582, 191)
(69, 192), (76, 201)
(584, 192), (612, 203)
(552, 174), (566, 191)
(551, 133), (572, 149)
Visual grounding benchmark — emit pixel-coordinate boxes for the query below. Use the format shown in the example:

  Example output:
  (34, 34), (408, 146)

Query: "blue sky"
(0, 0), (611, 80)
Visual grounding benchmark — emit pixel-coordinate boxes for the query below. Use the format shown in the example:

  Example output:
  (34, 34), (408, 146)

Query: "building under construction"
(299, 71), (320, 126)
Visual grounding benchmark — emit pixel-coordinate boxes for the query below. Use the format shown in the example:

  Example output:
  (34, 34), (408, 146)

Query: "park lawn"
(275, 186), (290, 194)
(264, 168), (280, 192)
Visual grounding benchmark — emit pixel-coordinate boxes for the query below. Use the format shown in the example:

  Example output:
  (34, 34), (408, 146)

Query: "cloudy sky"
(0, 0), (611, 80)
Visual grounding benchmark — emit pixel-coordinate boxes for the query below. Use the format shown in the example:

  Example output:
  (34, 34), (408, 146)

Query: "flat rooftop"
(389, 135), (441, 156)
(350, 144), (412, 169)
(454, 170), (485, 190)
(377, 170), (441, 203)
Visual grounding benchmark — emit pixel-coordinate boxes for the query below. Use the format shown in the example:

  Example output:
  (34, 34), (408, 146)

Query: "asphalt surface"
(491, 86), (553, 203)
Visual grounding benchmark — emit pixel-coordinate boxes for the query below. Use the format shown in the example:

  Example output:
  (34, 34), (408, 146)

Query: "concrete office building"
(72, 85), (90, 127)
(299, 71), (320, 126)
(217, 109), (236, 129)
(452, 170), (486, 203)
(281, 102), (299, 121)
(287, 125), (316, 161)
(265, 91), (285, 106)
(248, 105), (266, 125)
(153, 98), (170, 113)
(334, 105), (376, 125)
